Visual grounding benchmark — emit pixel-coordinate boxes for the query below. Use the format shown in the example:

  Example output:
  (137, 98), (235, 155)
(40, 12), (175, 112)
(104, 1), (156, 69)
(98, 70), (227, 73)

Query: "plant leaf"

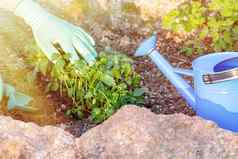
(101, 74), (116, 87)
(133, 88), (145, 97)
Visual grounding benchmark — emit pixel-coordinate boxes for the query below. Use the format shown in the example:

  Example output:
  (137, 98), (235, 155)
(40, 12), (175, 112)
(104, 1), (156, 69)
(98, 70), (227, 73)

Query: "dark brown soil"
(134, 31), (196, 116)
(36, 26), (196, 137)
(87, 22), (197, 117)
(36, 74), (98, 137)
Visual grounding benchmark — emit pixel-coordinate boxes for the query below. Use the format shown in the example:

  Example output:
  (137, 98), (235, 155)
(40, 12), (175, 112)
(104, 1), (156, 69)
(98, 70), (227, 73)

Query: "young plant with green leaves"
(26, 45), (144, 123)
(162, 0), (238, 55)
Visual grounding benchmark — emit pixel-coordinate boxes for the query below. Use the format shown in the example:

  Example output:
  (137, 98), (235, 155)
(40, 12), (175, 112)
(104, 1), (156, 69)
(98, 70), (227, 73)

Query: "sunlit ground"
(0, 0), (148, 125)
(0, 11), (58, 125)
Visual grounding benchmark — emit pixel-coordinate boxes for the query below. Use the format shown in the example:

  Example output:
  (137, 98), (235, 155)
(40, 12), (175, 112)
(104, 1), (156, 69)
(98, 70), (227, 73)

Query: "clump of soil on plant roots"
(36, 74), (98, 137)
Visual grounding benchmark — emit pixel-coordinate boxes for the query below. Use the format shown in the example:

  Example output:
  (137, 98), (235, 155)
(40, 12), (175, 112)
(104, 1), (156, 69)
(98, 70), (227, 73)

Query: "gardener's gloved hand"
(0, 76), (33, 111)
(14, 0), (97, 65)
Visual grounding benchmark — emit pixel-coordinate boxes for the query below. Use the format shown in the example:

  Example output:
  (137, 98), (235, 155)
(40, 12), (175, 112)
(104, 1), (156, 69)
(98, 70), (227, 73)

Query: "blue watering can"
(136, 35), (238, 132)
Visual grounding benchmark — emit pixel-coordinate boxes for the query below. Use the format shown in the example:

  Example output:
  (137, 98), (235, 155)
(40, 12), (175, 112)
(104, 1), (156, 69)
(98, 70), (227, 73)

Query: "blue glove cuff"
(15, 0), (51, 30)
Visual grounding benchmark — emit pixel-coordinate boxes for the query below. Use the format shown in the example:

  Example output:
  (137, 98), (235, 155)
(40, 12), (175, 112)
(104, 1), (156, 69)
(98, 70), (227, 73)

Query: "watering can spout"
(135, 35), (196, 109)
(135, 35), (157, 57)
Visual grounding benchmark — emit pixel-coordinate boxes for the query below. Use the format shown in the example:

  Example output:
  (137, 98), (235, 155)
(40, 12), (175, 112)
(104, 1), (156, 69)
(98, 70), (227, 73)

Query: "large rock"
(0, 116), (79, 159)
(1, 106), (238, 158)
(76, 105), (238, 159)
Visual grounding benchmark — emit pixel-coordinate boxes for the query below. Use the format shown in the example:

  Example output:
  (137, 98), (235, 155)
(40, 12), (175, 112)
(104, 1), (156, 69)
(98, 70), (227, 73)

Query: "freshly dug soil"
(88, 23), (196, 117)
(140, 31), (196, 116)
(1, 0), (197, 138)
(36, 74), (99, 136)
(36, 28), (196, 137)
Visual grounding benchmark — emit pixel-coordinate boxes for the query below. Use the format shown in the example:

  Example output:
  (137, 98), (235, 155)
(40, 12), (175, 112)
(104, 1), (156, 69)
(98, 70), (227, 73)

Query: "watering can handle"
(203, 68), (238, 84)
(175, 67), (238, 84)
(202, 57), (238, 84)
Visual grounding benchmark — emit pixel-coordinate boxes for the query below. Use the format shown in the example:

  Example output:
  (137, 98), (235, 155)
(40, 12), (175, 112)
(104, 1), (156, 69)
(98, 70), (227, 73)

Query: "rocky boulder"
(76, 105), (238, 159)
(1, 106), (238, 159)
(0, 116), (79, 159)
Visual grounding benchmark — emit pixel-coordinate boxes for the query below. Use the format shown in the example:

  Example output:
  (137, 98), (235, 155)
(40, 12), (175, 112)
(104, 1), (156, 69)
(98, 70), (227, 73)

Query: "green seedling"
(26, 45), (145, 123)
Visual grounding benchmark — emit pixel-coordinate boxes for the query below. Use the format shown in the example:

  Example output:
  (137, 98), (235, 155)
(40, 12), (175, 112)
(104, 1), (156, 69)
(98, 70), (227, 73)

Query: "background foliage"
(162, 0), (238, 55)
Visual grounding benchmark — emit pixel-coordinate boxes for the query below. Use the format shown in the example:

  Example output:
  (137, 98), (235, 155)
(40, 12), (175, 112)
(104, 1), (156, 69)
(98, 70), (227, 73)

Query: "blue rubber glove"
(15, 0), (97, 65)
(0, 76), (33, 111)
